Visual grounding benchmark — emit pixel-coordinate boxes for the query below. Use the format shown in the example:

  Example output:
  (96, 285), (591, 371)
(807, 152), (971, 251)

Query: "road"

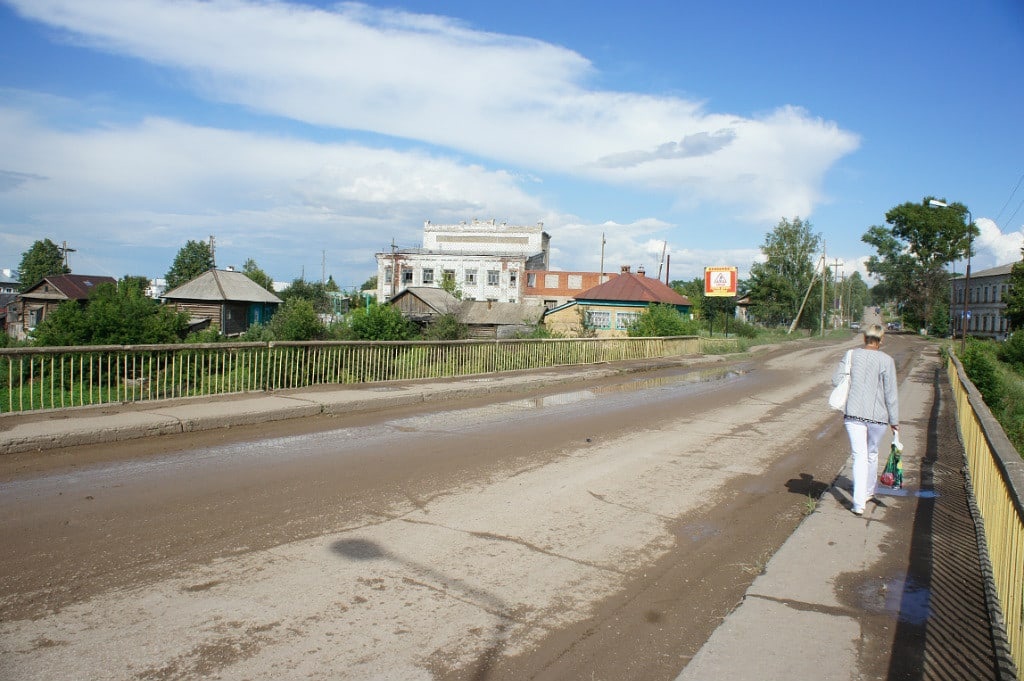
(0, 334), (922, 680)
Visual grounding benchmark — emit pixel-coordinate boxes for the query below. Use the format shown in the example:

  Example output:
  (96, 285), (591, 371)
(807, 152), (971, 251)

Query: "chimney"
(620, 265), (631, 273)
(637, 265), (646, 277)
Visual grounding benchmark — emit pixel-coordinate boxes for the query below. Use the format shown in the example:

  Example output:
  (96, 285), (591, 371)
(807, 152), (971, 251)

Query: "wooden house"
(9, 274), (117, 339)
(161, 269), (281, 336)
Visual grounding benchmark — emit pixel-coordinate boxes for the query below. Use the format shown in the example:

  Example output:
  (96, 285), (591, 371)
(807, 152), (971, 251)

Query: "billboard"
(704, 266), (738, 297)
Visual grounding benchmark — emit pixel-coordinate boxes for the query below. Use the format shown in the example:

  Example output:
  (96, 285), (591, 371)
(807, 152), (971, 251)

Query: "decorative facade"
(950, 263), (1013, 340)
(375, 220), (550, 303)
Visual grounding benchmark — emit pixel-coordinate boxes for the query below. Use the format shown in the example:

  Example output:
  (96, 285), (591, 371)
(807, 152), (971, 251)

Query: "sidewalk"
(676, 346), (1008, 680)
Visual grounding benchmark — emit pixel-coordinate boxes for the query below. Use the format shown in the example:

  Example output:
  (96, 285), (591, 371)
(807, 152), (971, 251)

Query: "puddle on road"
(504, 367), (749, 410)
(856, 573), (931, 625)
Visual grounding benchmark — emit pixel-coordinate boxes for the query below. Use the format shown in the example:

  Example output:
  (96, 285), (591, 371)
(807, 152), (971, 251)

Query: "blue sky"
(1, 0), (1022, 290)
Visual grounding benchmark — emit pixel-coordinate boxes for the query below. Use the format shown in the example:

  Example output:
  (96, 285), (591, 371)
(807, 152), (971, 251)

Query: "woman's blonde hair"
(864, 324), (885, 342)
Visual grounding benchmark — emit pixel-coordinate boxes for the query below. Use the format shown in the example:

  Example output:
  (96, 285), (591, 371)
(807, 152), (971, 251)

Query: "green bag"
(880, 436), (903, 489)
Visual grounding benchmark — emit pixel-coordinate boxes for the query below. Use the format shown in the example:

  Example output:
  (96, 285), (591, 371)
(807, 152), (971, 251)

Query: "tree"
(845, 272), (870, 322)
(165, 240), (214, 291)
(359, 275), (378, 292)
(267, 298), (326, 341)
(747, 218), (821, 328)
(341, 303), (418, 340)
(279, 278), (333, 314)
(627, 304), (697, 337)
(33, 277), (190, 346)
(863, 197), (975, 334)
(242, 258), (274, 293)
(18, 238), (70, 291)
(1003, 249), (1024, 331)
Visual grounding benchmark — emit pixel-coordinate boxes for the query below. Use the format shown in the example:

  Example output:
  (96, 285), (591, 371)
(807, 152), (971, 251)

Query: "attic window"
(84, 281), (94, 287)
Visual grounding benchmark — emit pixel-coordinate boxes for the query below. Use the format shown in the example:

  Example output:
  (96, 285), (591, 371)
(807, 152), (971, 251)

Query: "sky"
(1, 0), (1022, 291)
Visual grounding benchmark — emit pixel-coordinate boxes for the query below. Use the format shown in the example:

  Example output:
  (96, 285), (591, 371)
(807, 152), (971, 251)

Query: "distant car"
(887, 321), (901, 331)
(850, 322), (861, 330)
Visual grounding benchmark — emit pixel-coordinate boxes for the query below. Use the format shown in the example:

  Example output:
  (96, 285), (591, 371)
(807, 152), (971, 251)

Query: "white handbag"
(828, 350), (853, 411)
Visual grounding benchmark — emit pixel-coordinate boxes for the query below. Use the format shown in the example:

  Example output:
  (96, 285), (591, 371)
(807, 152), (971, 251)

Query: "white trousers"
(844, 419), (887, 510)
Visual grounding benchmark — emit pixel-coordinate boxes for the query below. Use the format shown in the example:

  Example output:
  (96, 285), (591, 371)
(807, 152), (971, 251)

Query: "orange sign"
(704, 266), (738, 297)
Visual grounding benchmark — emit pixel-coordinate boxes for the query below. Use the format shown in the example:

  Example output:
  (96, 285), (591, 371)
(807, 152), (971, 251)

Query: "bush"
(727, 319), (759, 339)
(997, 330), (1024, 373)
(961, 341), (1003, 411)
(628, 304), (700, 337)
(338, 303), (418, 341)
(269, 298), (326, 341)
(421, 313), (470, 341)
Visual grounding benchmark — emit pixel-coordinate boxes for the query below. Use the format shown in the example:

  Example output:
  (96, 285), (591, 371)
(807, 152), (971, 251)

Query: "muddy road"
(0, 335), (924, 680)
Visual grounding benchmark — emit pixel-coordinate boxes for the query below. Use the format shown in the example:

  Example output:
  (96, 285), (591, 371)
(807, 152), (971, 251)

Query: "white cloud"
(973, 217), (1023, 269)
(6, 0), (858, 221)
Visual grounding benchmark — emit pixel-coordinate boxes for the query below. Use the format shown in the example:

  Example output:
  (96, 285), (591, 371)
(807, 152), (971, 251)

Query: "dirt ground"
(0, 336), (926, 680)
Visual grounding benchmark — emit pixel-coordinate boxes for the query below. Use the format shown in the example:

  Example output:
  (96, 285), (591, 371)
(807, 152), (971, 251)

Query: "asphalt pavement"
(0, 346), (1011, 680)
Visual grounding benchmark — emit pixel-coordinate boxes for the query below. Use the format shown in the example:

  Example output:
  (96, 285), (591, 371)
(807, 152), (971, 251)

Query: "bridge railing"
(0, 336), (711, 413)
(947, 352), (1024, 677)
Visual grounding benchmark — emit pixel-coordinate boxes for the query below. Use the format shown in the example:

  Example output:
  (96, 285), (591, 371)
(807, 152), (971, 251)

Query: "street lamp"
(929, 199), (973, 353)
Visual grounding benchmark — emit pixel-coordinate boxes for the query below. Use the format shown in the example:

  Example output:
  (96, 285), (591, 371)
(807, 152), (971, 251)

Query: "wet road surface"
(0, 336), (928, 680)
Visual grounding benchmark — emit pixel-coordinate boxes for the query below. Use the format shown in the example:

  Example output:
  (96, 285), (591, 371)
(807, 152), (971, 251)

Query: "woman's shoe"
(851, 506), (864, 516)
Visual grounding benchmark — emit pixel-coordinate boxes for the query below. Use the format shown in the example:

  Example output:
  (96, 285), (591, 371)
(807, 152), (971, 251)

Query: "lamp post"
(929, 199), (973, 353)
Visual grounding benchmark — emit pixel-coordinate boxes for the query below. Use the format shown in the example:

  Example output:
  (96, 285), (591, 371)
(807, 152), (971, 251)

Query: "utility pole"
(209, 235), (216, 268)
(827, 257), (844, 328)
(820, 242), (826, 337)
(59, 241), (76, 268)
(599, 233), (606, 280)
(322, 250), (326, 286)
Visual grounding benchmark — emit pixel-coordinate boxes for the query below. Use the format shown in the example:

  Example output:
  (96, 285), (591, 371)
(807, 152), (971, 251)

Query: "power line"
(1002, 197), (1024, 232)
(995, 171), (1024, 225)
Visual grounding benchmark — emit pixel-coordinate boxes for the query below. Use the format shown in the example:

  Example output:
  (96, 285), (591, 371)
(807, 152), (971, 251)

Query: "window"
(615, 311), (640, 330)
(443, 270), (456, 286)
(545, 274), (560, 288)
(509, 271), (518, 286)
(487, 270), (500, 286)
(422, 268), (434, 284)
(402, 267), (413, 284)
(384, 266), (393, 282)
(587, 310), (611, 328)
(568, 274), (583, 289)
(526, 273), (537, 287)
(544, 299), (557, 309)
(465, 269), (477, 285)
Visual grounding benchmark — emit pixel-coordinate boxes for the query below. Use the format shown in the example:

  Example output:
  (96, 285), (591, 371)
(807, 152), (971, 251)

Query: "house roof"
(959, 263), (1014, 280)
(390, 287), (461, 314)
(576, 272), (691, 306)
(459, 301), (546, 326)
(161, 269), (282, 304)
(21, 274), (117, 300)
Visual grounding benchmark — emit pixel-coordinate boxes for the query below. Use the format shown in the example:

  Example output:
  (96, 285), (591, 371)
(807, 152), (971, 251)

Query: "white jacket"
(832, 347), (899, 425)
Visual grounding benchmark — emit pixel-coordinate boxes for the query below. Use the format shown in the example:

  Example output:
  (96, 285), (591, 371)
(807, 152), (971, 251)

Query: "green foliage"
(514, 324), (560, 339)
(728, 319), (759, 338)
(961, 341), (1003, 411)
(997, 330), (1024, 372)
(18, 238), (70, 291)
(242, 258), (274, 292)
(359, 275), (378, 291)
(421, 313), (470, 340)
(268, 298), (326, 341)
(440, 271), (463, 299)
(279, 278), (333, 314)
(33, 278), (190, 347)
(747, 217), (821, 328)
(1004, 249), (1024, 332)
(185, 328), (223, 344)
(340, 302), (418, 340)
(165, 240), (214, 290)
(863, 197), (974, 334)
(627, 304), (699, 337)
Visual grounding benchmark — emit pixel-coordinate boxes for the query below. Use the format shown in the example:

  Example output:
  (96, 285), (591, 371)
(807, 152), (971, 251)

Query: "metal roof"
(458, 301), (545, 326)
(575, 272), (691, 306)
(391, 287), (461, 314)
(161, 269), (282, 303)
(22, 274), (117, 300)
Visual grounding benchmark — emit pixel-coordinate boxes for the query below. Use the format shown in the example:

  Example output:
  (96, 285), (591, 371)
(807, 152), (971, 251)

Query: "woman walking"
(833, 324), (899, 515)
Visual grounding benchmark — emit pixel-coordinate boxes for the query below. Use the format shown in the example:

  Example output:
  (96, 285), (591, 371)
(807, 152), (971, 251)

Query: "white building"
(375, 219), (550, 303)
(950, 263), (1014, 340)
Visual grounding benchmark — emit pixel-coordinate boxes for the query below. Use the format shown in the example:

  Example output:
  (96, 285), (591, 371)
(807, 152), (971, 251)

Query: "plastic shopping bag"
(880, 432), (903, 489)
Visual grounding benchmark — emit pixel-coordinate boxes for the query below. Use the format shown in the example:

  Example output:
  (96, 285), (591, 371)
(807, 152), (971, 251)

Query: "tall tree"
(18, 238), (70, 291)
(279, 278), (332, 313)
(747, 217), (821, 328)
(863, 197), (974, 333)
(165, 240), (215, 291)
(242, 258), (274, 293)
(1003, 248), (1024, 331)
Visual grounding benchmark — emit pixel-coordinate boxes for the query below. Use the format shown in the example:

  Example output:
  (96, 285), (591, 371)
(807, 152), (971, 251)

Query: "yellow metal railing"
(0, 336), (709, 413)
(947, 353), (1024, 677)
